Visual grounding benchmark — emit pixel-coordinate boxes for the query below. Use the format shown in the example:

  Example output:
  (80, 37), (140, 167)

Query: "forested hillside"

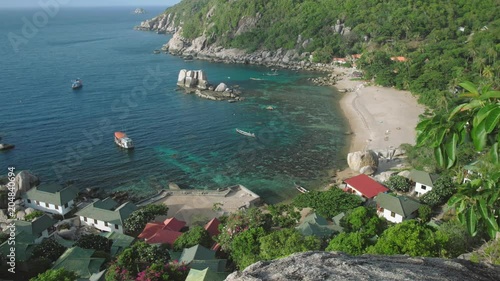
(160, 0), (498, 110)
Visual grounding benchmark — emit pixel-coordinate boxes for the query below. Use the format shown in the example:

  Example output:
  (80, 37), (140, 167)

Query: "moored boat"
(72, 78), (83, 89)
(236, 128), (255, 138)
(114, 132), (134, 149)
(295, 184), (309, 193)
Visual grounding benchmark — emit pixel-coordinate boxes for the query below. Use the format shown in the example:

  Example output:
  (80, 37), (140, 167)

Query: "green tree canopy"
(230, 227), (267, 270)
(75, 234), (112, 253)
(367, 220), (443, 257)
(258, 228), (321, 260)
(326, 232), (370, 256)
(293, 187), (362, 218)
(384, 175), (411, 193)
(173, 226), (213, 251)
(30, 268), (78, 281)
(32, 239), (66, 262)
(124, 204), (169, 235)
(340, 206), (386, 236)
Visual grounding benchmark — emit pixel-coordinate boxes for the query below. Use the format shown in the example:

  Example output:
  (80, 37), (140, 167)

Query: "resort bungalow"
(180, 244), (227, 273)
(409, 169), (438, 197)
(296, 212), (342, 238)
(138, 217), (186, 245)
(344, 174), (389, 200)
(23, 183), (78, 216)
(0, 215), (56, 262)
(185, 268), (227, 281)
(52, 247), (106, 280)
(76, 198), (137, 234)
(375, 193), (421, 224)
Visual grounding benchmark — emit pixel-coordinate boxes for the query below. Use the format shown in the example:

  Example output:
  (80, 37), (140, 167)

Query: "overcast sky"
(0, 0), (181, 8)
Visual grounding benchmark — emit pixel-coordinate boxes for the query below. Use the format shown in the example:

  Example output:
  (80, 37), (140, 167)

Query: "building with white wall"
(23, 183), (78, 216)
(76, 198), (137, 233)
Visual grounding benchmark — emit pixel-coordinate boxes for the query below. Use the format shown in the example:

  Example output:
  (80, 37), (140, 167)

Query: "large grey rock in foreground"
(225, 251), (500, 281)
(13, 170), (39, 198)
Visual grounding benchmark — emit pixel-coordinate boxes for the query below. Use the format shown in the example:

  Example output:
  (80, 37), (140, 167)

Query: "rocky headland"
(135, 14), (345, 87)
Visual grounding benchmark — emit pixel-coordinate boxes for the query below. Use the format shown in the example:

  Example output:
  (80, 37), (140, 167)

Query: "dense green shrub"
(124, 204), (169, 234)
(173, 226), (213, 251)
(384, 175), (411, 193)
(75, 234), (112, 253)
(32, 239), (66, 262)
(293, 187), (362, 218)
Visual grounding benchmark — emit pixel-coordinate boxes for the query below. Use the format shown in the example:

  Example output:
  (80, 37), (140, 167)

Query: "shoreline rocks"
(177, 69), (241, 101)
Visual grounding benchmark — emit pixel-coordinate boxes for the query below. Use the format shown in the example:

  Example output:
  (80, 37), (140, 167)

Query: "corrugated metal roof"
(23, 184), (78, 205)
(376, 193), (421, 217)
(344, 174), (389, 198)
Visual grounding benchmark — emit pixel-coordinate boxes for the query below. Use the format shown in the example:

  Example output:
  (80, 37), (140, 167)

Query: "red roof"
(344, 174), (389, 198)
(138, 217), (186, 244)
(146, 229), (183, 245)
(204, 218), (220, 237)
(163, 217), (186, 232)
(138, 222), (163, 239)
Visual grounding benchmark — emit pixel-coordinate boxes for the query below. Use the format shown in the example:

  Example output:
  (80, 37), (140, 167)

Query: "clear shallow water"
(0, 7), (347, 204)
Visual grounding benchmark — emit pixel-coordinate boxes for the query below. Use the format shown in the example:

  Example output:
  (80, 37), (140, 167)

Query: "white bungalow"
(375, 193), (421, 224)
(76, 198), (137, 234)
(23, 183), (79, 216)
(408, 170), (438, 197)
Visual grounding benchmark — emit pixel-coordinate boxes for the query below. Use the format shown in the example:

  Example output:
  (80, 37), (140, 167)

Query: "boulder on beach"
(347, 150), (379, 173)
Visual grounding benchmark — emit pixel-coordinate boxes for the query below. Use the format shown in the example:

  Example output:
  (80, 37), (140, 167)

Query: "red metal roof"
(163, 217), (186, 232)
(146, 229), (183, 245)
(344, 174), (389, 198)
(138, 222), (163, 239)
(204, 218), (220, 237)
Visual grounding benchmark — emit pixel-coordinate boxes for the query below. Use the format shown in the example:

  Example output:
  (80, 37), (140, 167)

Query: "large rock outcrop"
(225, 251), (500, 281)
(177, 69), (209, 89)
(347, 150), (379, 174)
(13, 170), (39, 198)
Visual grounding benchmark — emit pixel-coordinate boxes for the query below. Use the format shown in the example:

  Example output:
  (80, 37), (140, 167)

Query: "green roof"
(185, 268), (226, 281)
(332, 212), (345, 226)
(190, 259), (227, 272)
(302, 213), (328, 226)
(0, 231), (36, 261)
(101, 232), (134, 256)
(376, 193), (421, 217)
(296, 222), (337, 238)
(180, 245), (216, 264)
(23, 184), (78, 205)
(53, 234), (76, 248)
(408, 170), (437, 188)
(76, 198), (137, 226)
(15, 214), (57, 237)
(53, 247), (105, 279)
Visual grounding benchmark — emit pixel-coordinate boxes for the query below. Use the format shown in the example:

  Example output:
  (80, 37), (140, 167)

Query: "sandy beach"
(335, 68), (425, 153)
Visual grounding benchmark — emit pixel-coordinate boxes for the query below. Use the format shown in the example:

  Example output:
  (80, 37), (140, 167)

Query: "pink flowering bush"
(136, 261), (189, 281)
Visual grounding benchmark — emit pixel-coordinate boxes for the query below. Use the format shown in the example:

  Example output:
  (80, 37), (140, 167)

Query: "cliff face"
(225, 251), (500, 281)
(134, 13), (178, 34)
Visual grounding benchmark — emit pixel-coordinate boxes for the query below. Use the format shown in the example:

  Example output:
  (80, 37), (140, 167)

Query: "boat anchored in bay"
(114, 132), (134, 149)
(71, 78), (83, 89)
(295, 184), (309, 193)
(236, 128), (255, 138)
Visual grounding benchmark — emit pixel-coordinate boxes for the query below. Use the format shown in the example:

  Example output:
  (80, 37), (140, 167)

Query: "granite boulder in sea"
(176, 69), (242, 101)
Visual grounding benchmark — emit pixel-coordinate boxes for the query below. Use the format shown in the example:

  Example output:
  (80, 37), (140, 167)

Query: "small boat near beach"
(114, 132), (134, 149)
(72, 78), (83, 89)
(295, 184), (309, 193)
(236, 128), (255, 138)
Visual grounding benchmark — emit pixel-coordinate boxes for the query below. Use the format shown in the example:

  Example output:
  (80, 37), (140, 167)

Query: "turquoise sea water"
(0, 7), (347, 203)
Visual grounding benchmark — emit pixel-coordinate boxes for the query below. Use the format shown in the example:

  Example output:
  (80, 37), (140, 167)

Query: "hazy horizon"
(0, 0), (181, 8)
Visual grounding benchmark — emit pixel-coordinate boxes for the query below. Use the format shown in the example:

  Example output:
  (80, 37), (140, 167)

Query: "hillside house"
(76, 198), (137, 233)
(138, 217), (186, 245)
(23, 183), (78, 216)
(343, 174), (389, 200)
(409, 169), (438, 197)
(375, 193), (421, 223)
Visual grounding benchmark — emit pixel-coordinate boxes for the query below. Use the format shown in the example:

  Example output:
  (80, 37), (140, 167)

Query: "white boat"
(295, 184), (309, 193)
(236, 128), (255, 138)
(114, 132), (134, 149)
